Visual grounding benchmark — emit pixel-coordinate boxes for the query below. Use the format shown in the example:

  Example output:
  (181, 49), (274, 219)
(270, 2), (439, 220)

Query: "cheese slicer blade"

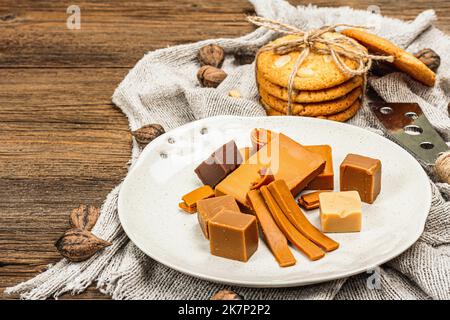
(370, 101), (449, 164)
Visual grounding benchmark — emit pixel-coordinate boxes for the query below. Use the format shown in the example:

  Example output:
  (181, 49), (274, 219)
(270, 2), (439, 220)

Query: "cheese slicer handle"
(435, 151), (450, 184)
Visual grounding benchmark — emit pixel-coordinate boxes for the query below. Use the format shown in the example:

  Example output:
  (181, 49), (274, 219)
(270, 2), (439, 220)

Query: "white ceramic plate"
(118, 116), (431, 287)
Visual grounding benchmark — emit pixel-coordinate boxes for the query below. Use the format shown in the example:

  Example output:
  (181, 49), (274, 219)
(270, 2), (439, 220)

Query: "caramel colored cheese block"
(179, 185), (215, 213)
(268, 180), (339, 252)
(259, 86), (362, 116)
(304, 145), (334, 190)
(319, 191), (362, 233)
(257, 33), (366, 90)
(215, 133), (326, 207)
(250, 128), (278, 152)
(209, 210), (259, 262)
(340, 153), (381, 204)
(249, 168), (275, 191)
(298, 191), (331, 210)
(341, 28), (436, 87)
(247, 190), (296, 267)
(257, 71), (364, 103)
(263, 104), (284, 116)
(197, 195), (240, 239)
(260, 186), (325, 261)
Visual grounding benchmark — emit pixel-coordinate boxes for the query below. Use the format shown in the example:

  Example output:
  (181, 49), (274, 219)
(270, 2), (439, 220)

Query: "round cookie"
(341, 28), (435, 87)
(316, 99), (361, 122)
(257, 72), (364, 103)
(261, 99), (361, 122)
(265, 106), (284, 116)
(259, 86), (362, 116)
(260, 99), (283, 116)
(257, 33), (367, 91)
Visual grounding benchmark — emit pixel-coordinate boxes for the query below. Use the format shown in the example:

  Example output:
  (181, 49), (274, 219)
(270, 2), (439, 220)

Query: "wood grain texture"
(0, 0), (448, 300)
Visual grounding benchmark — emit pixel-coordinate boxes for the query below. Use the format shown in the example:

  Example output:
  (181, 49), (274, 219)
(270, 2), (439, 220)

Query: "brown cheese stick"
(268, 180), (339, 252)
(247, 190), (296, 267)
(260, 186), (325, 261)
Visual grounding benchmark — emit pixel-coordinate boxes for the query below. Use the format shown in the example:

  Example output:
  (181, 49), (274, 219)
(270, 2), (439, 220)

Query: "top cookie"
(341, 28), (436, 87)
(257, 33), (366, 91)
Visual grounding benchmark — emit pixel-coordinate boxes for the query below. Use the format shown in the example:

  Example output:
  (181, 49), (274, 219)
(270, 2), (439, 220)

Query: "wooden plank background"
(1, 0), (449, 300)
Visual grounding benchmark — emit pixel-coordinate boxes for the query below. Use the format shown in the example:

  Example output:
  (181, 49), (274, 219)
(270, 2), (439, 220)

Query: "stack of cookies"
(256, 34), (366, 122)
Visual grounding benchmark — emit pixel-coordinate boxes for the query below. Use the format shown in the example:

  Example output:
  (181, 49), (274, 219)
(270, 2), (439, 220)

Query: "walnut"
(197, 65), (227, 88)
(414, 48), (440, 71)
(198, 44), (225, 68)
(55, 228), (111, 262)
(370, 61), (396, 77)
(131, 124), (165, 148)
(234, 45), (259, 65)
(70, 204), (100, 231)
(210, 289), (243, 300)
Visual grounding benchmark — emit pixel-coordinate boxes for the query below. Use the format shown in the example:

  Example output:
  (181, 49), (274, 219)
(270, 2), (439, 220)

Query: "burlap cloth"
(7, 0), (450, 299)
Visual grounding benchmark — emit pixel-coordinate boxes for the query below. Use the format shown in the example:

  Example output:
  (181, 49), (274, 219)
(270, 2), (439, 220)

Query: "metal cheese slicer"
(369, 98), (450, 184)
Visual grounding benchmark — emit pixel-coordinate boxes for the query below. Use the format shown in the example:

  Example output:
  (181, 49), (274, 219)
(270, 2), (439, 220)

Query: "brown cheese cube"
(340, 154), (381, 204)
(197, 195), (240, 239)
(209, 211), (259, 262)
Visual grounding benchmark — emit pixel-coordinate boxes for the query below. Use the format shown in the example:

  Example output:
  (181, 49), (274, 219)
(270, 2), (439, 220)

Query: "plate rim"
(118, 115), (431, 288)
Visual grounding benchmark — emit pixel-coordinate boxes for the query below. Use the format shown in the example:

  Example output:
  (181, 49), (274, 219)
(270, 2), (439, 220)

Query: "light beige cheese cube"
(319, 191), (362, 233)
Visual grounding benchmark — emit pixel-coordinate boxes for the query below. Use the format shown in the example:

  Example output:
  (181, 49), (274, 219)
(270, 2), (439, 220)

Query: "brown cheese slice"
(298, 191), (331, 210)
(268, 180), (339, 252)
(215, 133), (325, 207)
(178, 202), (198, 214)
(181, 185), (215, 208)
(247, 190), (296, 267)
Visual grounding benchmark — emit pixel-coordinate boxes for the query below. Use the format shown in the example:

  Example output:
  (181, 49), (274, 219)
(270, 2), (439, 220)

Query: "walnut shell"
(69, 204), (100, 231)
(198, 44), (225, 68)
(210, 289), (243, 300)
(234, 46), (259, 65)
(55, 228), (111, 262)
(131, 124), (165, 148)
(197, 65), (227, 88)
(414, 48), (440, 71)
(370, 61), (397, 77)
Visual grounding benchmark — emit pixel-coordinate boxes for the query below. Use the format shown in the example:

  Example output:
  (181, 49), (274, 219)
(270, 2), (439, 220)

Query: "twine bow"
(248, 16), (394, 115)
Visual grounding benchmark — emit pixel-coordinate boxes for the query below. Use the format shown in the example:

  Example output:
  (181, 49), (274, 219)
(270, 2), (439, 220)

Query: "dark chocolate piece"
(195, 140), (242, 187)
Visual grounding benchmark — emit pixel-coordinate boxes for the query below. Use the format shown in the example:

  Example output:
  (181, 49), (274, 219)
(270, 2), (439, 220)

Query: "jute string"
(248, 16), (395, 115)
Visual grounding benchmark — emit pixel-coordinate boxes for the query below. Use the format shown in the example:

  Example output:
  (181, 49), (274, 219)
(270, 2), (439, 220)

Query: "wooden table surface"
(1, 0), (448, 300)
